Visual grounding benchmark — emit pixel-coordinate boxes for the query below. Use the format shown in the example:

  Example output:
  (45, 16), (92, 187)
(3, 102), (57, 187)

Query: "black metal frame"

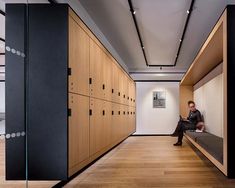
(127, 0), (195, 67)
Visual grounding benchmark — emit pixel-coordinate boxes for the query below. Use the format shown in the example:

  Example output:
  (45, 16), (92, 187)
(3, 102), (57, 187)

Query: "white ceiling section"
(79, 0), (235, 80)
(79, 0), (144, 70)
(133, 0), (191, 66)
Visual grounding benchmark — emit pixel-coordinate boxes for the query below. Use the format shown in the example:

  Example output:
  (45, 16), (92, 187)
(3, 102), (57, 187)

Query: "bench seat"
(185, 130), (223, 164)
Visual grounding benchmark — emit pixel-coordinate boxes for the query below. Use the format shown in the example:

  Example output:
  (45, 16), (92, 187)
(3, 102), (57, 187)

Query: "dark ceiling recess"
(48, 0), (57, 3)
(0, 10), (5, 16)
(128, 0), (195, 67)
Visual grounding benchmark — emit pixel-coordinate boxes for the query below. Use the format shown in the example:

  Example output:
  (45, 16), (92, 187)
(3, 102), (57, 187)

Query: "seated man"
(173, 100), (203, 146)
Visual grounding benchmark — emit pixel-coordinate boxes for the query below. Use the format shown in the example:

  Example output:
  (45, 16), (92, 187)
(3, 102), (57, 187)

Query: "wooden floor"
(65, 136), (235, 188)
(1, 136), (235, 187)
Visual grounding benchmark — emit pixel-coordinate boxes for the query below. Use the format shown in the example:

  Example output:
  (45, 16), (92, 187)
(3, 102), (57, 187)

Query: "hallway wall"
(135, 82), (179, 135)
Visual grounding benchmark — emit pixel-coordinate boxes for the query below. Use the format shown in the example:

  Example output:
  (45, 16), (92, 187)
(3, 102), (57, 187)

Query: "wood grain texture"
(179, 85), (193, 117)
(69, 94), (90, 176)
(181, 14), (224, 85)
(69, 15), (90, 96)
(65, 136), (235, 188)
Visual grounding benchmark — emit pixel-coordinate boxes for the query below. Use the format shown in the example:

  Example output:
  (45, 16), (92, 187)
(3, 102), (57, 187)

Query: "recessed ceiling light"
(142, 46), (144, 49)
(133, 10), (136, 14)
(187, 10), (190, 14)
(180, 39), (182, 42)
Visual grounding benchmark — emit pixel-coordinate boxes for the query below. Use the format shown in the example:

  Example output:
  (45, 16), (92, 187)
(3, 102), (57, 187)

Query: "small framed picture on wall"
(153, 91), (166, 108)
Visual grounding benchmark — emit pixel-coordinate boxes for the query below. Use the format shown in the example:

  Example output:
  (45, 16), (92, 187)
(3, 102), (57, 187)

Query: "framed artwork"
(153, 91), (166, 108)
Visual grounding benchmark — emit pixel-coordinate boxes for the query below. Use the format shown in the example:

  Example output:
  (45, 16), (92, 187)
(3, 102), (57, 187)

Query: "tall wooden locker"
(90, 39), (104, 99)
(68, 94), (89, 176)
(111, 62), (119, 103)
(103, 54), (112, 101)
(68, 15), (89, 96)
(90, 98), (106, 156)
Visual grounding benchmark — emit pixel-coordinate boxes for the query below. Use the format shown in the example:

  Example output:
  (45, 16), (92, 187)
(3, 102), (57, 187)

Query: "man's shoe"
(173, 142), (182, 146)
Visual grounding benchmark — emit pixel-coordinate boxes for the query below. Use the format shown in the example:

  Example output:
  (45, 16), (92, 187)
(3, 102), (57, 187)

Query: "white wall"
(135, 82), (179, 135)
(0, 82), (5, 113)
(194, 74), (223, 137)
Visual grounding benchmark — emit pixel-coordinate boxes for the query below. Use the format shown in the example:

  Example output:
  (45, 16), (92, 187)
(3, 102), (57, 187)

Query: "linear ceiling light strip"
(128, 0), (149, 66)
(128, 0), (194, 67)
(172, 0), (195, 66)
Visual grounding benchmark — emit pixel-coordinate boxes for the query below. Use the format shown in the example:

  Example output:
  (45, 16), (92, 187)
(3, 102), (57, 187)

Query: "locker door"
(118, 69), (124, 104)
(90, 39), (103, 99)
(111, 103), (119, 143)
(90, 98), (106, 156)
(111, 62), (119, 103)
(103, 54), (112, 101)
(104, 101), (112, 146)
(69, 16), (89, 96)
(68, 93), (89, 176)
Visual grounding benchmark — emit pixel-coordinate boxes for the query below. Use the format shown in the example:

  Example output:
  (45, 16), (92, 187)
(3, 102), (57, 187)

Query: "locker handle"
(127, 97), (129, 100)
(89, 109), (92, 116)
(68, 68), (71, 75)
(89, 78), (92, 84)
(123, 111), (125, 115)
(68, 109), (71, 116)
(118, 111), (120, 115)
(131, 98), (133, 101)
(112, 111), (114, 115)
(103, 84), (105, 90)
(123, 94), (125, 98)
(128, 111), (129, 115)
(112, 89), (114, 93)
(118, 92), (120, 96)
(103, 110), (105, 116)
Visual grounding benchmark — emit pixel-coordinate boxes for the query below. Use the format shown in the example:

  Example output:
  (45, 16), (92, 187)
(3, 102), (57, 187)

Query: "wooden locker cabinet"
(90, 39), (104, 100)
(103, 54), (112, 101)
(68, 94), (90, 176)
(89, 98), (106, 156)
(111, 62), (119, 103)
(69, 16), (89, 96)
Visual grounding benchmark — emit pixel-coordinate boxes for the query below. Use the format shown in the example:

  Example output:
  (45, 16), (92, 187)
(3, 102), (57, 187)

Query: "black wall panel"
(5, 4), (26, 180)
(27, 4), (68, 180)
(6, 4), (68, 180)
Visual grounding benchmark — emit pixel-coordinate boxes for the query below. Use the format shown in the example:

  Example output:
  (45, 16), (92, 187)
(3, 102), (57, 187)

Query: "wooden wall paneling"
(68, 93), (89, 176)
(90, 39), (104, 99)
(69, 16), (89, 96)
(179, 85), (193, 118)
(222, 9), (228, 177)
(89, 98), (106, 156)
